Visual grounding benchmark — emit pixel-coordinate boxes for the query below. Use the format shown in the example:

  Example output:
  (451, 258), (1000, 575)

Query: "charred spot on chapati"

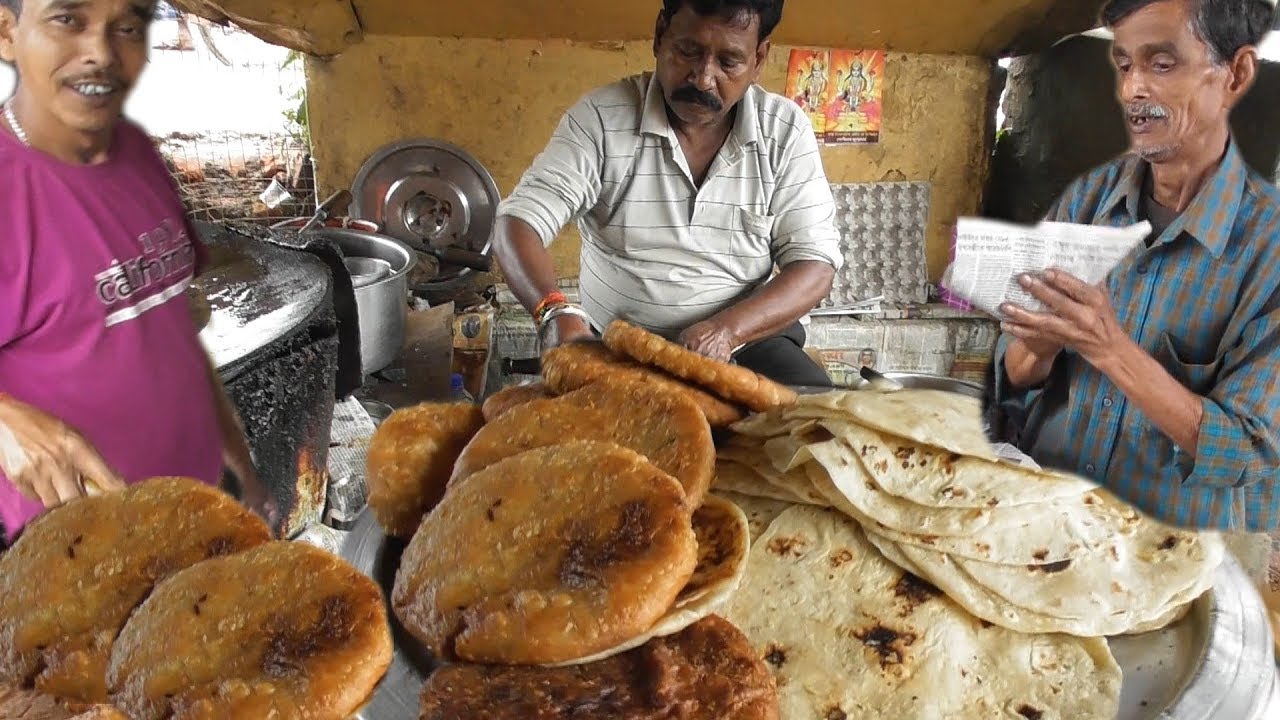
(1032, 549), (1049, 561)
(1159, 535), (1178, 550)
(764, 645), (788, 667)
(892, 573), (941, 614)
(852, 624), (916, 669)
(767, 536), (808, 557)
(829, 549), (854, 568)
(824, 706), (848, 720)
(1017, 705), (1044, 719)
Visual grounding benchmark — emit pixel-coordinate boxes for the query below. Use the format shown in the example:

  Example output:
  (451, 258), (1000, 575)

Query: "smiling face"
(653, 5), (769, 130)
(1109, 0), (1241, 164)
(0, 0), (152, 140)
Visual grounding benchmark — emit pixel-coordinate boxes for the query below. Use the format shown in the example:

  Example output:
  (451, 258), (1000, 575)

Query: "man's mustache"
(1125, 102), (1169, 120)
(672, 86), (723, 112)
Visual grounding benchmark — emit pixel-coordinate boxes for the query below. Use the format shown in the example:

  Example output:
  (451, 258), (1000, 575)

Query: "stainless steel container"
(273, 218), (416, 376)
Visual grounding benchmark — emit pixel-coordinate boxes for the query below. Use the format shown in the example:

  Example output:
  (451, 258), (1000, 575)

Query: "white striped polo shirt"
(497, 72), (843, 338)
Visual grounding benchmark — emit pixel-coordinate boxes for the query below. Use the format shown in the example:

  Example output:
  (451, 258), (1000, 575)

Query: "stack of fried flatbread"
(717, 389), (1225, 639)
(370, 367), (779, 717)
(0, 477), (392, 719)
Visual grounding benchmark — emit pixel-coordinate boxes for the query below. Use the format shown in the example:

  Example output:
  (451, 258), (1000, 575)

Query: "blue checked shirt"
(988, 139), (1280, 531)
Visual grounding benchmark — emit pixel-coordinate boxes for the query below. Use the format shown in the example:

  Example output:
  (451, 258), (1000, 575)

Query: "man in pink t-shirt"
(0, 0), (276, 545)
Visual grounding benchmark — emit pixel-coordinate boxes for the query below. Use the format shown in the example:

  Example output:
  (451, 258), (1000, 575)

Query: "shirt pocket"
(733, 207), (775, 260)
(1156, 331), (1222, 395)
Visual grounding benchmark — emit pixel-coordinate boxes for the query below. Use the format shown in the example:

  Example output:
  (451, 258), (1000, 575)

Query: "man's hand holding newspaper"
(942, 217), (1150, 369)
(942, 217), (1151, 321)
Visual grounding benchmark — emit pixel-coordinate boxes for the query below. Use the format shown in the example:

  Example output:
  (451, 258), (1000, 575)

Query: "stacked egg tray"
(824, 181), (932, 306)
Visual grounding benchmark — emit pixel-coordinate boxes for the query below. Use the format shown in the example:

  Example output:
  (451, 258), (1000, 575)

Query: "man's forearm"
(712, 261), (834, 346)
(1098, 337), (1204, 455)
(492, 215), (563, 313)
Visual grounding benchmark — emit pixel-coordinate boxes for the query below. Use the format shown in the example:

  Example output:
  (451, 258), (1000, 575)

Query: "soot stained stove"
(192, 221), (345, 539)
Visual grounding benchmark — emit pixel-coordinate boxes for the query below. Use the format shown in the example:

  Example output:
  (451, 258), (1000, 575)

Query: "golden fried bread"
(365, 401), (485, 538)
(106, 542), (391, 720)
(393, 442), (698, 665)
(0, 685), (127, 720)
(541, 341), (744, 427)
(481, 382), (554, 422)
(602, 320), (797, 412)
(0, 478), (271, 704)
(418, 615), (779, 720)
(453, 381), (715, 507)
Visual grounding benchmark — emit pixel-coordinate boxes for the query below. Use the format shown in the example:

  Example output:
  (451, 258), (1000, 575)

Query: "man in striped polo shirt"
(986, 0), (1280, 535)
(492, 0), (842, 387)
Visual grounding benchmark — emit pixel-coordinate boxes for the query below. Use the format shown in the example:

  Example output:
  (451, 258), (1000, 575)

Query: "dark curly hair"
(1101, 0), (1275, 64)
(660, 0), (784, 42)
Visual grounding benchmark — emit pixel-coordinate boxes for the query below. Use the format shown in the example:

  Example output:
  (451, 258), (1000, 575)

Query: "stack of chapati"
(719, 389), (1224, 637)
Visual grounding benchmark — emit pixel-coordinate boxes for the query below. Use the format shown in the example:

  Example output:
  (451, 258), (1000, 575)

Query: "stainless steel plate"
(350, 138), (500, 282)
(344, 509), (430, 719)
(791, 373), (984, 399)
(342, 506), (1277, 719)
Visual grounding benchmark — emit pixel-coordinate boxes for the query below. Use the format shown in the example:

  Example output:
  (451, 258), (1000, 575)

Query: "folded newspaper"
(941, 217), (1151, 320)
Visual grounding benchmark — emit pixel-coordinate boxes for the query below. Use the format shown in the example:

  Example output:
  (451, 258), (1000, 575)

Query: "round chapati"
(825, 420), (1096, 508)
(394, 442), (698, 665)
(863, 528), (1219, 637)
(546, 494), (750, 666)
(712, 459), (812, 505)
(723, 505), (1122, 720)
(714, 491), (796, 541)
(718, 440), (830, 507)
(784, 389), (999, 460)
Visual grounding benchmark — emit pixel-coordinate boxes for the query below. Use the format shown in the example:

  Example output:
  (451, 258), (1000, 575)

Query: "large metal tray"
(342, 506), (1278, 719)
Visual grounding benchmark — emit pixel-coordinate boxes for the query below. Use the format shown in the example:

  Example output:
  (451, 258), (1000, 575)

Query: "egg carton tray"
(825, 181), (931, 306)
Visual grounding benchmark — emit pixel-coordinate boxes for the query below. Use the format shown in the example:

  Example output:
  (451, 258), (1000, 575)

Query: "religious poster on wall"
(783, 48), (884, 145)
(782, 48), (830, 138)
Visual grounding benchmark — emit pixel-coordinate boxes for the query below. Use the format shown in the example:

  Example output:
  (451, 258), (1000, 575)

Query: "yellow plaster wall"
(306, 38), (994, 281)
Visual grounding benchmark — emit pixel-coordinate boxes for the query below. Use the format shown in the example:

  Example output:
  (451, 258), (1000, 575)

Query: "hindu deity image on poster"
(823, 49), (884, 144)
(783, 48), (831, 137)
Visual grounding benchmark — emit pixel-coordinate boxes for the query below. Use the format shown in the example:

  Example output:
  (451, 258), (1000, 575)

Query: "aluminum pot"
(272, 218), (416, 376)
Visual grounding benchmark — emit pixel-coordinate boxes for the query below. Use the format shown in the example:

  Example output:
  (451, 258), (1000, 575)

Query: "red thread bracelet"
(534, 291), (569, 324)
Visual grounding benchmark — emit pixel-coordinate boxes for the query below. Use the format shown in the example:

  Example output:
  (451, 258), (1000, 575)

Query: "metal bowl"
(273, 218), (416, 376)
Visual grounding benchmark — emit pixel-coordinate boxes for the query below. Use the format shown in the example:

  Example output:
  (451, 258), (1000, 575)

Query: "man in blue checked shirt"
(984, 0), (1280, 533)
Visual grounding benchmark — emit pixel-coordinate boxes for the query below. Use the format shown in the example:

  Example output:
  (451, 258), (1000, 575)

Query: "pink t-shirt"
(0, 120), (223, 543)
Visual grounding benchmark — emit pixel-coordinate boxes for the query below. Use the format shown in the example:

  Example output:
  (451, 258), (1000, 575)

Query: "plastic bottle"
(450, 373), (475, 403)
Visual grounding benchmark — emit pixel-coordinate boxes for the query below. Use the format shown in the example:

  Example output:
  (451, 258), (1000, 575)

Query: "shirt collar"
(638, 72), (761, 149)
(1102, 138), (1248, 258)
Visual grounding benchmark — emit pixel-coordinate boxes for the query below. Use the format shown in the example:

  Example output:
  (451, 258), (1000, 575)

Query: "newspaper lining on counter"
(941, 217), (1151, 320)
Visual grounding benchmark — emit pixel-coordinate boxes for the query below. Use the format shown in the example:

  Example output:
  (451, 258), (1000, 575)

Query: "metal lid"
(349, 138), (500, 283)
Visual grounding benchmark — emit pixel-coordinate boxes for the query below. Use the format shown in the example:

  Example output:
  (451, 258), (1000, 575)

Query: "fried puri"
(602, 320), (797, 412)
(365, 401), (486, 538)
(452, 381), (715, 507)
(0, 478), (271, 704)
(540, 341), (744, 427)
(393, 442), (698, 665)
(481, 382), (555, 422)
(106, 542), (391, 720)
(418, 615), (779, 720)
(0, 685), (127, 720)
